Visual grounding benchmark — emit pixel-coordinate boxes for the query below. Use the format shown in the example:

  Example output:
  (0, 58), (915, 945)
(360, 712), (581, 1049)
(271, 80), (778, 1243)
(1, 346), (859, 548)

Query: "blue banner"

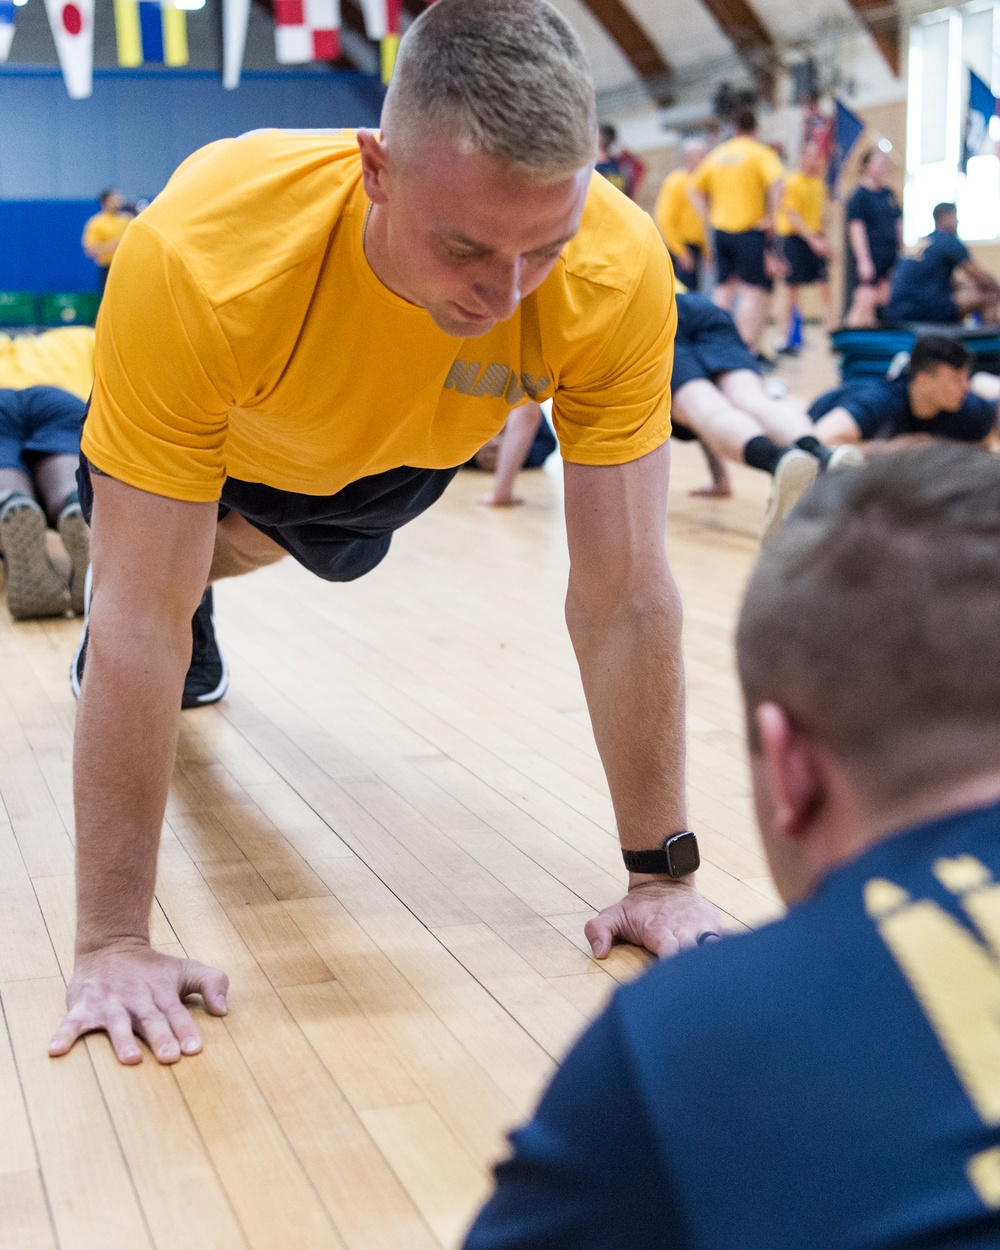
(827, 98), (865, 190)
(962, 69), (998, 171)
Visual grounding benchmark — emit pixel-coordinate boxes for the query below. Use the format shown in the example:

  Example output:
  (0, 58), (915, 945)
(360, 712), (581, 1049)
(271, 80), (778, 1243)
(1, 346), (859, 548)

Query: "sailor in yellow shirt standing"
(775, 141), (833, 352)
(689, 109), (785, 354)
(81, 188), (132, 295)
(50, 0), (724, 1069)
(653, 137), (708, 291)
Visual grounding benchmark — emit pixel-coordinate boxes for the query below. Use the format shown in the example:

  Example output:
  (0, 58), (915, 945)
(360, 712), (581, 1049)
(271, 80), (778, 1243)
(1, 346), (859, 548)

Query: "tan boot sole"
(1, 500), (71, 620)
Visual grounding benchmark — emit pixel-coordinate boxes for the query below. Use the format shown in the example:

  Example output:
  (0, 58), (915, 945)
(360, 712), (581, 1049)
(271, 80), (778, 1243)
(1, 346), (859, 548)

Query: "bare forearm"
(74, 608), (189, 953)
(491, 404), (542, 500)
(848, 222), (871, 268)
(567, 570), (686, 849)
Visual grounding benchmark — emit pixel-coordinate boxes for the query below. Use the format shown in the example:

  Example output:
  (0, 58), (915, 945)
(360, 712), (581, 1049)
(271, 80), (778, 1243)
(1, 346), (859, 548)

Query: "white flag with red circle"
(44, 0), (94, 98)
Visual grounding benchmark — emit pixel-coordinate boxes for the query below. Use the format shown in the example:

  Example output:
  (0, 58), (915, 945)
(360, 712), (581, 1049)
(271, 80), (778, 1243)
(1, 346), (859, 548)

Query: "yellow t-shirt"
(653, 170), (706, 256)
(690, 136), (784, 234)
(776, 172), (827, 237)
(82, 211), (132, 266)
(83, 129), (675, 504)
(0, 327), (95, 399)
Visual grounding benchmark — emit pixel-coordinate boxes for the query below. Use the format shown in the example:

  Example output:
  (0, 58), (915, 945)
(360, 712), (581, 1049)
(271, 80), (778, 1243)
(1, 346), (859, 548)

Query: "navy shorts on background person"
(714, 228), (771, 290)
(78, 453), (461, 583)
(782, 234), (828, 286)
(672, 293), (761, 391)
(885, 294), (960, 324)
(0, 386), (86, 471)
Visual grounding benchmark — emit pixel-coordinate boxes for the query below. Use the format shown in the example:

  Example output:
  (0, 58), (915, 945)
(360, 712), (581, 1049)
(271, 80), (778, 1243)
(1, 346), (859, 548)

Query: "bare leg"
(480, 402), (543, 507)
(690, 438), (733, 498)
(845, 283), (878, 328)
(817, 280), (835, 332)
(713, 278), (737, 312)
(30, 453), (80, 524)
(208, 512), (287, 582)
(672, 378), (767, 464)
(716, 370), (813, 444)
(733, 283), (769, 353)
(0, 467), (35, 504)
(779, 284), (799, 346)
(955, 287), (1000, 323)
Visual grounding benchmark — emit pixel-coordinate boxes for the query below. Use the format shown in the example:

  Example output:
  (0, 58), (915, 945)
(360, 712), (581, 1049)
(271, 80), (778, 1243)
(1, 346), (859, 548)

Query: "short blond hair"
(382, 0), (597, 180)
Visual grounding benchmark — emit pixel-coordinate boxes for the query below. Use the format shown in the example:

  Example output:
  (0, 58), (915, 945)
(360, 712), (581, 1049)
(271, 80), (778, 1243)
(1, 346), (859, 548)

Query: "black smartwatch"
(622, 831), (700, 878)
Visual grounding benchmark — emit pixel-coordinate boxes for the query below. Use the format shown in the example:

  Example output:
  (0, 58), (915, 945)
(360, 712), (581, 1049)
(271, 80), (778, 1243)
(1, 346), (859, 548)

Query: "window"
(905, 1), (999, 243)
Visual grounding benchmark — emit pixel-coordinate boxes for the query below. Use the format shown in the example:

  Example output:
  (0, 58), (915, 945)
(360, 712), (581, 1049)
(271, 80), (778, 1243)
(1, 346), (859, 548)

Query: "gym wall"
(0, 67), (383, 293)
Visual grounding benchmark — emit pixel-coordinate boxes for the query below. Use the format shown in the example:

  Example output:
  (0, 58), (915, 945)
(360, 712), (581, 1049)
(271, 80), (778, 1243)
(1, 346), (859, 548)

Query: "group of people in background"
(8, 107), (999, 623)
(651, 105), (1000, 341)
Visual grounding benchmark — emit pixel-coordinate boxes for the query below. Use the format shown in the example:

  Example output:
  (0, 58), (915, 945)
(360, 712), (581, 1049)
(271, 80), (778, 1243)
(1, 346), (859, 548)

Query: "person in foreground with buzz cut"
(466, 444), (1000, 1249)
(51, 0), (726, 1067)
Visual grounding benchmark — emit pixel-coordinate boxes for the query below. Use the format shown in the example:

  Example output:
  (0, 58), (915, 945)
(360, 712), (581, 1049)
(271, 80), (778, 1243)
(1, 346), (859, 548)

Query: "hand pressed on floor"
(49, 941), (229, 1065)
(585, 878), (727, 960)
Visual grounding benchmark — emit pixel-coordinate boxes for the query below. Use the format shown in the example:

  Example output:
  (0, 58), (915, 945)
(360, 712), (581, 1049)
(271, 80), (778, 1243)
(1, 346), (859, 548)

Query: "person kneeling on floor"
(810, 335), (999, 448)
(0, 385), (89, 620)
(466, 443), (1000, 1250)
(670, 292), (860, 536)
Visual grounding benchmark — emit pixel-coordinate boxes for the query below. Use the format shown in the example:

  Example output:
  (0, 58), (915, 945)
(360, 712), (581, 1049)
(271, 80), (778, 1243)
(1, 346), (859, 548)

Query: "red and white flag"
(44, 0), (94, 98)
(356, 0), (400, 40)
(274, 0), (340, 63)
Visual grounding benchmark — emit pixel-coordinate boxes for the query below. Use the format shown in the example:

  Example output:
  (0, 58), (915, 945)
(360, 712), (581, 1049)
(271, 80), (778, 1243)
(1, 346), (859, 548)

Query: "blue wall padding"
(0, 65), (383, 291)
(0, 200), (102, 292)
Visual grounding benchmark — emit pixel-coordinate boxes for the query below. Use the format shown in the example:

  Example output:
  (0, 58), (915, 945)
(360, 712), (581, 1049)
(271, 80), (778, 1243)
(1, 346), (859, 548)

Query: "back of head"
(99, 187), (119, 209)
(909, 335), (970, 377)
(382, 0), (597, 181)
(737, 446), (1000, 805)
(932, 201), (957, 229)
(734, 108), (757, 135)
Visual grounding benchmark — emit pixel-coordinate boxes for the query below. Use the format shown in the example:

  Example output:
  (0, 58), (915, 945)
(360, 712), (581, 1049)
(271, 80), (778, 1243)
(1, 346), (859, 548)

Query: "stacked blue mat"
(831, 327), (1000, 382)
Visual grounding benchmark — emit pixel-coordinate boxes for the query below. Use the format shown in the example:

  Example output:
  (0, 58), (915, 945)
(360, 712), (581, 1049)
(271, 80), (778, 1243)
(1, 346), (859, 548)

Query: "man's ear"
(357, 129), (390, 205)
(755, 702), (824, 841)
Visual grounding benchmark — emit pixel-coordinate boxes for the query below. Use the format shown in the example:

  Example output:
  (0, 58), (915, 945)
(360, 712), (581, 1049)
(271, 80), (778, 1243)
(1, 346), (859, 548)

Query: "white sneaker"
(762, 449), (819, 541)
(827, 444), (865, 472)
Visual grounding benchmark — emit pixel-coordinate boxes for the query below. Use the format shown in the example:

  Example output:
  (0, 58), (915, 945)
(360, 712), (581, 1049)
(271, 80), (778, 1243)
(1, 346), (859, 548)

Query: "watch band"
(622, 831), (700, 878)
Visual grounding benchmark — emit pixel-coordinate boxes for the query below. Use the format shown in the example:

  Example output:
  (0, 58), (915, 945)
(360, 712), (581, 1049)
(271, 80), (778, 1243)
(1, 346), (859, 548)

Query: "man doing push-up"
(52, 0), (724, 1067)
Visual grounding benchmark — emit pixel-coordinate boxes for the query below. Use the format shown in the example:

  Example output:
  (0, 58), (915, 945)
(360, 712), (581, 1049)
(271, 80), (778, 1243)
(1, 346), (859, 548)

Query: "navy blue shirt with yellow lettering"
(466, 802), (1000, 1249)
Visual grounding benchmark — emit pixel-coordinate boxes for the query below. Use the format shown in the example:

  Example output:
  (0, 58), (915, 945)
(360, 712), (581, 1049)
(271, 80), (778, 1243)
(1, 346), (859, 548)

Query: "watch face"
(666, 832), (700, 877)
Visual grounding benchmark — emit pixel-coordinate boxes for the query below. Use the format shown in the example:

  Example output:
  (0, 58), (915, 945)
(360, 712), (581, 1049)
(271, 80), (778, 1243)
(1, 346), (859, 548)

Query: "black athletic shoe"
(71, 580), (229, 708)
(183, 588), (229, 708)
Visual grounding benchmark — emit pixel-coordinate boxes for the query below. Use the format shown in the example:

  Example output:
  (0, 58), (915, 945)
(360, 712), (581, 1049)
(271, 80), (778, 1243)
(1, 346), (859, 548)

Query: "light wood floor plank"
(0, 324), (834, 1247)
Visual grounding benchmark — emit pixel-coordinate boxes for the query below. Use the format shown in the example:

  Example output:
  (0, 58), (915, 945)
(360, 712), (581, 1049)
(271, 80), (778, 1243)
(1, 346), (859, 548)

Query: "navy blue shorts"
(782, 234), (828, 286)
(885, 295), (960, 325)
(78, 453), (460, 583)
(672, 293), (760, 391)
(0, 386), (86, 471)
(714, 229), (772, 291)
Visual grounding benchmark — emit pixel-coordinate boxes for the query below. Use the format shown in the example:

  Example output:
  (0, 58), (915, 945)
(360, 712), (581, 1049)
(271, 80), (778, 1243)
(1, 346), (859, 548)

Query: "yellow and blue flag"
(115, 0), (187, 66)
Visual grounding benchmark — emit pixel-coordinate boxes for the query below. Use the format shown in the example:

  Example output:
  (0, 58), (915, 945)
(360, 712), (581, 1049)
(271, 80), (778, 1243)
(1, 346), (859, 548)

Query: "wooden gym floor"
(0, 335), (838, 1250)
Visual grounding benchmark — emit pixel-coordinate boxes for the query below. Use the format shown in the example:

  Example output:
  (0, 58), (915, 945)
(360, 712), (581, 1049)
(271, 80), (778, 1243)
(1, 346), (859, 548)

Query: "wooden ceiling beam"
(577, 0), (673, 103)
(846, 0), (900, 76)
(697, 0), (776, 98)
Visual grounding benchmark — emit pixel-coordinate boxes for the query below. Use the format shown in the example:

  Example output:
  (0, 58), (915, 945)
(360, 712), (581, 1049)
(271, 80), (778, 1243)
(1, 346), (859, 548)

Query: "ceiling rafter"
(576, 0), (673, 104)
(845, 0), (900, 75)
(697, 0), (776, 98)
